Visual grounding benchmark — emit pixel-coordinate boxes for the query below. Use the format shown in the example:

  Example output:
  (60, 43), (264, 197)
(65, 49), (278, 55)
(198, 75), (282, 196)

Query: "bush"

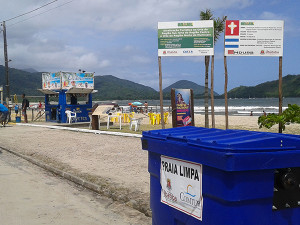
(258, 104), (300, 132)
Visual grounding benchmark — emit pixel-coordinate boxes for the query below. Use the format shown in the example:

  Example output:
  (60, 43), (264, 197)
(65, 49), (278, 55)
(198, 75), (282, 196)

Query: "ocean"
(98, 97), (300, 116)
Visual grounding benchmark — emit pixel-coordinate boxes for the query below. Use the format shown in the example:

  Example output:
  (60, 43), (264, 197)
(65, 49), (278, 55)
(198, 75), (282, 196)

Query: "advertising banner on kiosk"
(171, 89), (194, 127)
(158, 20), (214, 56)
(61, 72), (94, 89)
(42, 72), (61, 90)
(42, 72), (94, 90)
(224, 20), (284, 56)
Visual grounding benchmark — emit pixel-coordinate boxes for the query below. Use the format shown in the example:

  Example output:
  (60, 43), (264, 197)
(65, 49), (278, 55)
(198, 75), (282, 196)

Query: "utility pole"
(2, 21), (10, 102)
(0, 85), (3, 104)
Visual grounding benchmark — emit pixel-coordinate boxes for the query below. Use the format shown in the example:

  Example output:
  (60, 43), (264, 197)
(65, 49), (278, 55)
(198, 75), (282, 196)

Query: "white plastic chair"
(88, 114), (92, 129)
(129, 117), (143, 131)
(107, 115), (122, 130)
(65, 110), (77, 123)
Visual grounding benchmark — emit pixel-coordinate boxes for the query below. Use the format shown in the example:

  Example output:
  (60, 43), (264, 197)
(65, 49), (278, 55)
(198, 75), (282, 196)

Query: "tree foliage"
(200, 9), (226, 43)
(200, 9), (226, 128)
(200, 9), (213, 21)
(258, 104), (300, 132)
(213, 16), (226, 43)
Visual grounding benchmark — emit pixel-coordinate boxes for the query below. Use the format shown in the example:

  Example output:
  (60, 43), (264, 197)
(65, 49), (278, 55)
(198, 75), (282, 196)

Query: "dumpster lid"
(142, 126), (300, 153)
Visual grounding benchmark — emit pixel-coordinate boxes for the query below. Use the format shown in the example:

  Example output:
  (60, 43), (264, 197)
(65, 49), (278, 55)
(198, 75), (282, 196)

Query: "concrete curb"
(16, 123), (142, 138)
(0, 146), (151, 217)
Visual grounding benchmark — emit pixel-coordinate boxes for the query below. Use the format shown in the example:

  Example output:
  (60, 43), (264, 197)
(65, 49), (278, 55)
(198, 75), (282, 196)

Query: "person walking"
(22, 94), (29, 123)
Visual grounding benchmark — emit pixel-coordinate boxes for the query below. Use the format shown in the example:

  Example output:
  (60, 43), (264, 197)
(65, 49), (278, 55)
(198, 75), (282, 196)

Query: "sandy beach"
(139, 113), (299, 134)
(18, 106), (300, 134)
(141, 114), (261, 129)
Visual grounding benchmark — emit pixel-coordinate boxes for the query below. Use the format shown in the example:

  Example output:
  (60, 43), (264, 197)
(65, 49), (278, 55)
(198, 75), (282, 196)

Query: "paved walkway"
(0, 124), (151, 216)
(0, 150), (151, 225)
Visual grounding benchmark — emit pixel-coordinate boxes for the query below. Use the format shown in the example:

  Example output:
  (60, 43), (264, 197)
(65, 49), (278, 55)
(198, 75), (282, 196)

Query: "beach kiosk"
(39, 71), (95, 123)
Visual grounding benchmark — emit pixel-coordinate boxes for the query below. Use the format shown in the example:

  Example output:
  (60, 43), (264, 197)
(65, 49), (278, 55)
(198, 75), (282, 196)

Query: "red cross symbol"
(225, 20), (239, 36)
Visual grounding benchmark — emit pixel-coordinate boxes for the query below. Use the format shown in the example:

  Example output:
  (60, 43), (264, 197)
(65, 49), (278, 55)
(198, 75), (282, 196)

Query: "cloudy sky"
(0, 0), (299, 94)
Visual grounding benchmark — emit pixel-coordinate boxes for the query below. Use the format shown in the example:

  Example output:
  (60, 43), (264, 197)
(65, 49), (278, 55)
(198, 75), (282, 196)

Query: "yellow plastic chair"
(115, 112), (122, 122)
(156, 113), (161, 125)
(148, 113), (155, 125)
(110, 115), (118, 122)
(126, 114), (131, 123)
(122, 113), (128, 123)
(164, 112), (169, 124)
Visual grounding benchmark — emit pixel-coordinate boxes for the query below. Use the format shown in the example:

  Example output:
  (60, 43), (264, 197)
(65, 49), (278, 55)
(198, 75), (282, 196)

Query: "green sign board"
(158, 21), (214, 56)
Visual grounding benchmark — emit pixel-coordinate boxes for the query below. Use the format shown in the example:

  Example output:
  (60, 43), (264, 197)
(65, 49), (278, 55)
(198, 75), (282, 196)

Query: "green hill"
(163, 80), (219, 99)
(93, 75), (159, 100)
(0, 65), (42, 96)
(0, 66), (158, 100)
(2, 65), (299, 100)
(226, 74), (300, 98)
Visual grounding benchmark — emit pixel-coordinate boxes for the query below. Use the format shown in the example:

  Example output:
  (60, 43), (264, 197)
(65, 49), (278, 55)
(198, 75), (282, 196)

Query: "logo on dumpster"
(162, 189), (177, 203)
(179, 185), (202, 208)
(186, 184), (196, 197)
(167, 178), (172, 190)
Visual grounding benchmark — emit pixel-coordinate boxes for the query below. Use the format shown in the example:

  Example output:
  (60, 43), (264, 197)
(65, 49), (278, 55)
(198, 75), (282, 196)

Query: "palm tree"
(200, 9), (226, 128)
(211, 16), (226, 128)
(200, 9), (213, 128)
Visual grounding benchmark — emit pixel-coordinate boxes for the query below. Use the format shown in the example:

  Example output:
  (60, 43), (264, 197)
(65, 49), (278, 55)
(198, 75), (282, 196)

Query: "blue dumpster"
(142, 126), (300, 225)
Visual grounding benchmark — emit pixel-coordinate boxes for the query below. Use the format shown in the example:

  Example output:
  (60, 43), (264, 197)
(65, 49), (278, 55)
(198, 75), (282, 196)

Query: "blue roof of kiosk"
(142, 127), (300, 170)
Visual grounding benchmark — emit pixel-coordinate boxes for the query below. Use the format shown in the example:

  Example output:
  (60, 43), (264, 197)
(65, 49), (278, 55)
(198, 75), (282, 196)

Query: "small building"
(39, 71), (95, 123)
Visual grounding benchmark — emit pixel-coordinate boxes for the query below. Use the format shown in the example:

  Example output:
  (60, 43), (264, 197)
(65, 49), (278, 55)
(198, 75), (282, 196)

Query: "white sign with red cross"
(224, 20), (284, 57)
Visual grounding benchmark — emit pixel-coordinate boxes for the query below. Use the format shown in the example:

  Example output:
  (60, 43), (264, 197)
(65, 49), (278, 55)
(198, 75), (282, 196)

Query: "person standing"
(22, 94), (28, 123)
(38, 101), (42, 109)
(144, 101), (148, 113)
(0, 103), (9, 126)
(35, 101), (43, 119)
(14, 104), (19, 117)
(70, 94), (77, 105)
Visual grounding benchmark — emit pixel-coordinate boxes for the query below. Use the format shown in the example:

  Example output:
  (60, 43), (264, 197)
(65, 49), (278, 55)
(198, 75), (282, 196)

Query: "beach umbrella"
(131, 101), (143, 106)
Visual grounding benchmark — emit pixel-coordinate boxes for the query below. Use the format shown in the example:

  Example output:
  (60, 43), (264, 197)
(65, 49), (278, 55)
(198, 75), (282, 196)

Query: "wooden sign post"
(158, 56), (165, 129)
(224, 55), (229, 130)
(278, 56), (283, 133)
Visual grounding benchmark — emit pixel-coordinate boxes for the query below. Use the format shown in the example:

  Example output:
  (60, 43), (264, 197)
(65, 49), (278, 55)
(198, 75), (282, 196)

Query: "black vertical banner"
(171, 88), (195, 128)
